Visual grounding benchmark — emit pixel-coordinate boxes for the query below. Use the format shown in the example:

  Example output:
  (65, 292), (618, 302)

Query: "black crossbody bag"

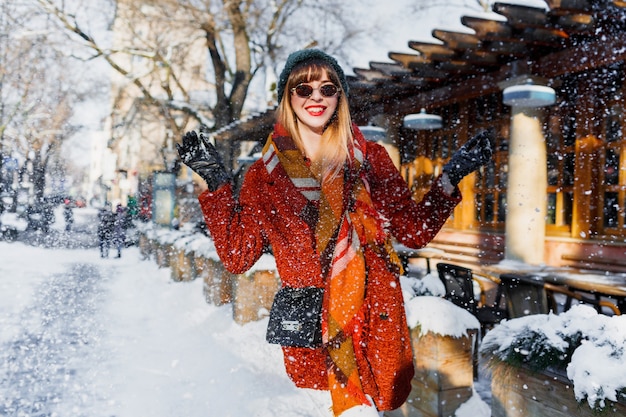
(266, 166), (364, 348)
(266, 286), (323, 348)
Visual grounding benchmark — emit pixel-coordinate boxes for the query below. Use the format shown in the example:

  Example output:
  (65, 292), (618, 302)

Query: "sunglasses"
(291, 83), (339, 98)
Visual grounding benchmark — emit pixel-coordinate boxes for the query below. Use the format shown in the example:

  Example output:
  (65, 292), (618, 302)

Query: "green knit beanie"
(277, 49), (349, 103)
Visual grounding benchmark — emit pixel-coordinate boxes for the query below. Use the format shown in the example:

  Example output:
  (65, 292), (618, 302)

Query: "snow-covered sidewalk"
(0, 233), (492, 417)
(0, 243), (336, 417)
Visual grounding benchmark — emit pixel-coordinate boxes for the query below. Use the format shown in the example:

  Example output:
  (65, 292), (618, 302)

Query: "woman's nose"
(309, 89), (323, 100)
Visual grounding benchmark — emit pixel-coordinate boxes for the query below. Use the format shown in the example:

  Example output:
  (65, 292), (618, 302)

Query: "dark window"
(498, 194), (507, 222)
(547, 155), (559, 186)
(563, 153), (575, 187)
(483, 193), (494, 222)
(605, 148), (620, 186)
(547, 193), (557, 225)
(604, 192), (619, 228)
(606, 107), (622, 143)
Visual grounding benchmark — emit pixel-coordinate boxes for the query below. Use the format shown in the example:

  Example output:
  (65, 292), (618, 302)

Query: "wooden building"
(213, 1), (626, 273)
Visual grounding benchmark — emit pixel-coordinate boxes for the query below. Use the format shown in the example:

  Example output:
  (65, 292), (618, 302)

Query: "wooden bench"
(427, 240), (503, 268)
(561, 253), (626, 273)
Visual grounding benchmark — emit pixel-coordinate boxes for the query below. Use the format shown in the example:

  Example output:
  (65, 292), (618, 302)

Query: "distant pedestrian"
(112, 204), (126, 258)
(63, 200), (74, 232)
(97, 207), (113, 258)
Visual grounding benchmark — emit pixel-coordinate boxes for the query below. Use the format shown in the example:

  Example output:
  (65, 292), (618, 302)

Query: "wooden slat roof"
(348, 0), (626, 123)
(208, 108), (276, 143)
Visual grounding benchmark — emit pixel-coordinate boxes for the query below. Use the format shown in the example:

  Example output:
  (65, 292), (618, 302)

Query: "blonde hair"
(276, 60), (353, 179)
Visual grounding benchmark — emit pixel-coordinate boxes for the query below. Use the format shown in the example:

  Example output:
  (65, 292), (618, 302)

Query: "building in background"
(104, 0), (214, 208)
(210, 1), (626, 273)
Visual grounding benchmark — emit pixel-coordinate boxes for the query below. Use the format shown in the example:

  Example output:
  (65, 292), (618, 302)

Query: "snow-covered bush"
(480, 305), (626, 411)
(400, 272), (445, 299)
(400, 272), (479, 337)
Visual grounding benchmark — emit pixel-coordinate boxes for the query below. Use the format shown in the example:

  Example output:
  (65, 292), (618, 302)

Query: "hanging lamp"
(358, 126), (388, 143)
(403, 109), (443, 130)
(502, 80), (556, 107)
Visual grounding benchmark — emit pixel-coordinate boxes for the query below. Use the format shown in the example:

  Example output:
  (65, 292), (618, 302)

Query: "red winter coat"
(199, 140), (461, 410)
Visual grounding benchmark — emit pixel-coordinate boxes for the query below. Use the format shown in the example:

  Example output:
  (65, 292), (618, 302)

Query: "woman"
(177, 49), (491, 416)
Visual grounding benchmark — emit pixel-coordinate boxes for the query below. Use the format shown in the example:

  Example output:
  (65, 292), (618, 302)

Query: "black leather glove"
(176, 131), (232, 192)
(443, 131), (493, 186)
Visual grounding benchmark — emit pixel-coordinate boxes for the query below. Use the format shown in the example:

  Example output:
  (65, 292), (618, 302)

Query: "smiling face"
(277, 59), (351, 173)
(288, 67), (340, 136)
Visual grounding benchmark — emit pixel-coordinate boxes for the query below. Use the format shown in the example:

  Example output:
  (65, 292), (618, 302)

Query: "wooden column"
(572, 135), (601, 239)
(505, 107), (547, 264)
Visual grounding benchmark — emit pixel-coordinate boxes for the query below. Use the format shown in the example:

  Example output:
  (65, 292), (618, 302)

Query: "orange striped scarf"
(262, 125), (399, 416)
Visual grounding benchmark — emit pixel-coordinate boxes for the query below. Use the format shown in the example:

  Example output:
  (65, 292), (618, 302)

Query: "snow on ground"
(0, 207), (491, 416)
(0, 240), (335, 417)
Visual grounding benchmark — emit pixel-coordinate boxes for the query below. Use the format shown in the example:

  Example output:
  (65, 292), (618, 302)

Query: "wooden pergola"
(348, 1), (626, 132)
(215, 1), (626, 147)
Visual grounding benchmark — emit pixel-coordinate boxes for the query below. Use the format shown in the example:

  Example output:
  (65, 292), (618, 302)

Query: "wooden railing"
(561, 253), (626, 273)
